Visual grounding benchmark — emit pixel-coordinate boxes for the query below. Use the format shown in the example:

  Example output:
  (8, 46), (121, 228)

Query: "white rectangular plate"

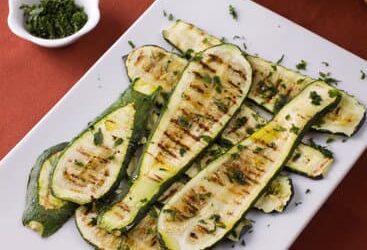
(1, 0), (366, 249)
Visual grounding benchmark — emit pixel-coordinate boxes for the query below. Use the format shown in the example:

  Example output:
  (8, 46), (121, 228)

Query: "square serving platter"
(1, 0), (366, 249)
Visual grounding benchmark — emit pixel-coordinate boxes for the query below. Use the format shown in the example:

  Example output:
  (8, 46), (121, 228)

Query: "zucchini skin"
(51, 85), (158, 205)
(157, 82), (341, 250)
(163, 20), (366, 137)
(22, 143), (78, 237)
(98, 43), (253, 232)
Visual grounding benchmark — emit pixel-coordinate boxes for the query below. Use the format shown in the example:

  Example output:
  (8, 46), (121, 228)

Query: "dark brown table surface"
(0, 0), (366, 249)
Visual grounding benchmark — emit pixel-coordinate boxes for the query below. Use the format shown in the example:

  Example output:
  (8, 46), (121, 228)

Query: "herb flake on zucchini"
(98, 43), (253, 232)
(163, 20), (365, 136)
(157, 81), (341, 250)
(51, 85), (157, 205)
(22, 143), (77, 237)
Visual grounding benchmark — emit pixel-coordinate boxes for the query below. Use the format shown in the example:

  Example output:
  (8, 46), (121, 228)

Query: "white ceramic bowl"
(7, 0), (100, 48)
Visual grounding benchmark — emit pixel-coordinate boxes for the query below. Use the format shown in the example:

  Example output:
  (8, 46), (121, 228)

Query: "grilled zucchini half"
(157, 81), (341, 250)
(125, 45), (334, 179)
(254, 175), (293, 213)
(22, 143), (77, 237)
(51, 84), (157, 205)
(75, 206), (161, 250)
(98, 43), (253, 232)
(163, 20), (366, 137)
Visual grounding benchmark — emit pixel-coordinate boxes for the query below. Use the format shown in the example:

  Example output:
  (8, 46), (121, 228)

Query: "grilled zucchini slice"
(163, 20), (366, 136)
(22, 143), (77, 237)
(98, 43), (253, 232)
(51, 85), (157, 205)
(75, 206), (160, 250)
(157, 81), (341, 250)
(254, 175), (293, 213)
(125, 45), (334, 179)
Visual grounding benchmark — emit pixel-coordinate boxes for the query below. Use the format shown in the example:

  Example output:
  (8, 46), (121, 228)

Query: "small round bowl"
(7, 0), (100, 48)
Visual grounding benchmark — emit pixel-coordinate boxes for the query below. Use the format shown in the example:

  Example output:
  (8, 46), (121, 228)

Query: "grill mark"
(227, 80), (243, 94)
(63, 171), (85, 187)
(77, 148), (92, 158)
(199, 61), (216, 73)
(157, 142), (177, 158)
(134, 53), (144, 65)
(192, 71), (203, 79)
(148, 172), (164, 182)
(197, 224), (210, 234)
(228, 64), (246, 80)
(244, 174), (260, 185)
(116, 201), (130, 212)
(172, 119), (200, 141)
(146, 151), (165, 164)
(164, 131), (190, 150)
(190, 84), (205, 94)
(208, 54), (223, 64)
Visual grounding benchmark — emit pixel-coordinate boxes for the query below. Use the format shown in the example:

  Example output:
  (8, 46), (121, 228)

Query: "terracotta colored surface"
(0, 0), (366, 249)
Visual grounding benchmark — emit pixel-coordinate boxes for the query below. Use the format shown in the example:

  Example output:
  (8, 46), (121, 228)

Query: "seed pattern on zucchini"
(126, 45), (334, 179)
(157, 81), (341, 250)
(22, 143), (77, 237)
(51, 85), (157, 205)
(98, 44), (253, 232)
(163, 20), (366, 137)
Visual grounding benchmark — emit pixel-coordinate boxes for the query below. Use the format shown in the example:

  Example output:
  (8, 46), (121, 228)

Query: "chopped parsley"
(318, 72), (340, 85)
(246, 127), (255, 134)
(128, 40), (135, 49)
(231, 152), (240, 160)
(179, 148), (187, 157)
(296, 60), (307, 70)
(74, 160), (84, 167)
(203, 73), (212, 84)
(200, 135), (212, 143)
(177, 115), (190, 128)
(305, 189), (311, 194)
(276, 54), (285, 64)
(214, 99), (229, 113)
(192, 52), (203, 62)
(322, 61), (329, 67)
(237, 144), (246, 151)
(229, 5), (238, 20)
(168, 13), (174, 21)
(285, 114), (291, 120)
(326, 137), (335, 144)
(328, 89), (340, 98)
(93, 128), (103, 146)
(274, 125), (286, 132)
(253, 147), (263, 153)
(213, 76), (223, 93)
(114, 137), (124, 147)
(309, 91), (322, 105)
(184, 48), (194, 59)
(290, 124), (300, 134)
(361, 70), (366, 80)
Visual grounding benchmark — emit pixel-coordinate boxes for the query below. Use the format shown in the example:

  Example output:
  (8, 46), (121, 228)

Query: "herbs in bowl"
(20, 0), (88, 39)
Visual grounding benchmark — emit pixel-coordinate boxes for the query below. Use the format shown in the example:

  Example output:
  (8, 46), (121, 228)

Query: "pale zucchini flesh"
(98, 44), (253, 232)
(51, 85), (157, 205)
(157, 81), (341, 250)
(163, 20), (366, 137)
(22, 143), (77, 237)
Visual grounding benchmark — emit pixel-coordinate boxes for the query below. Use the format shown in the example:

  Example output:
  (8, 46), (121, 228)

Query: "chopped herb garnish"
(276, 54), (285, 64)
(163, 10), (167, 17)
(296, 60), (307, 70)
(93, 128), (103, 146)
(214, 99), (229, 113)
(20, 0), (87, 39)
(295, 201), (303, 206)
(178, 115), (190, 128)
(253, 147), (263, 153)
(274, 125), (286, 132)
(361, 70), (366, 80)
(88, 217), (97, 226)
(328, 89), (340, 98)
(179, 148), (187, 157)
(140, 198), (148, 203)
(128, 40), (135, 49)
(305, 189), (311, 194)
(243, 42), (247, 50)
(285, 114), (291, 120)
(231, 152), (240, 160)
(237, 144), (246, 151)
(213, 76), (223, 93)
(309, 91), (322, 105)
(184, 48), (194, 59)
(200, 135), (212, 143)
(203, 73), (212, 84)
(168, 13), (174, 21)
(246, 127), (255, 135)
(290, 124), (300, 134)
(229, 169), (246, 185)
(271, 64), (277, 71)
(318, 72), (340, 85)
(114, 137), (124, 147)
(107, 155), (115, 161)
(74, 160), (84, 167)
(192, 52), (203, 62)
(326, 137), (335, 144)
(274, 94), (289, 113)
(163, 209), (177, 221)
(322, 61), (329, 67)
(202, 37), (209, 44)
(229, 5), (238, 20)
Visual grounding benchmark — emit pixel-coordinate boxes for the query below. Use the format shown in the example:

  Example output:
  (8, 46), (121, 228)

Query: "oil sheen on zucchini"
(98, 43), (253, 232)
(51, 84), (157, 205)
(75, 206), (161, 250)
(22, 143), (77, 237)
(157, 81), (341, 250)
(163, 20), (366, 137)
(126, 45), (334, 179)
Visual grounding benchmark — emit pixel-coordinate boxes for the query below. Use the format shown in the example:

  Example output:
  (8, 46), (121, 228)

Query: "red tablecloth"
(1, 0), (366, 249)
